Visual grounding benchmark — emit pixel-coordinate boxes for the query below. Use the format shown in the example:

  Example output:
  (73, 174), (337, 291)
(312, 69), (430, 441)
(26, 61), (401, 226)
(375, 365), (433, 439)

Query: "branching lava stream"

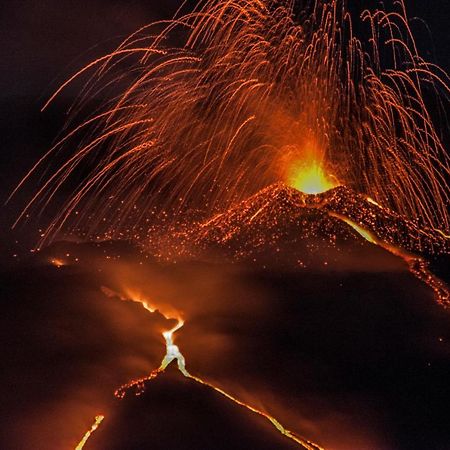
(84, 287), (324, 450)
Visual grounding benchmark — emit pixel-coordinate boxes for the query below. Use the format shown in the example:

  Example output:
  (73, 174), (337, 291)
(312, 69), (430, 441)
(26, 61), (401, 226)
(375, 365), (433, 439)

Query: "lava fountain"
(10, 0), (450, 244)
(288, 160), (338, 195)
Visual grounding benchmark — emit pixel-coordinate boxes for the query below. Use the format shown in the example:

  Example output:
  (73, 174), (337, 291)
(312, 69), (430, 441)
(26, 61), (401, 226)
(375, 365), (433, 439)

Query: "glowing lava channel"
(75, 415), (104, 450)
(110, 291), (323, 450)
(330, 213), (450, 308)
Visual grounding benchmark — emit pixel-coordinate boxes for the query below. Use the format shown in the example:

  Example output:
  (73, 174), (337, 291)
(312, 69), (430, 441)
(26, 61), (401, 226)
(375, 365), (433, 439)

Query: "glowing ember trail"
(75, 415), (104, 450)
(330, 213), (450, 308)
(11, 0), (450, 245)
(108, 290), (323, 450)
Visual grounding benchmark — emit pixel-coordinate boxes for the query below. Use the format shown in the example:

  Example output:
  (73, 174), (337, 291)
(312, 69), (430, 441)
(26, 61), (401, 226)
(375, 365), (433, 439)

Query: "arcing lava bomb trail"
(11, 0), (450, 244)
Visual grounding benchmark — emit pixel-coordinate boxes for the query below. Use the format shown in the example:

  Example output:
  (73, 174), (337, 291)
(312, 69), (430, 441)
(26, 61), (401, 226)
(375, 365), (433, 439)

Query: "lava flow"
(102, 288), (324, 450)
(75, 416), (104, 450)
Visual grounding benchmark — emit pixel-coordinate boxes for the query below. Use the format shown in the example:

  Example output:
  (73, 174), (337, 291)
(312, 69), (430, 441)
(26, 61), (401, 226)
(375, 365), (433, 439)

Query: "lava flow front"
(75, 416), (104, 450)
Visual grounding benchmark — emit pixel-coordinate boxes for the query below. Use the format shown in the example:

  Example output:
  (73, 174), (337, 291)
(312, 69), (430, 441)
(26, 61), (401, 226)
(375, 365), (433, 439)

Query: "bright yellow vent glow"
(289, 161), (337, 194)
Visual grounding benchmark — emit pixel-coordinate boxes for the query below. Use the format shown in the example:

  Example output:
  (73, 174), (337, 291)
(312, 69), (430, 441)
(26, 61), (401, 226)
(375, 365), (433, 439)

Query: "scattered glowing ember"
(50, 258), (65, 268)
(75, 415), (104, 450)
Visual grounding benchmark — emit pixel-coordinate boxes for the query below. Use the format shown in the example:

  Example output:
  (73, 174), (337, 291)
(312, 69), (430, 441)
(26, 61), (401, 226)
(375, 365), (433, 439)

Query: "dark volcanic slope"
(195, 183), (448, 255)
(85, 366), (301, 450)
(181, 183), (448, 270)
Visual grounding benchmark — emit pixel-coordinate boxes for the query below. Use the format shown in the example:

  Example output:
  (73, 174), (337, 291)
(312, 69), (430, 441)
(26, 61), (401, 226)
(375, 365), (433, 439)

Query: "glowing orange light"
(289, 161), (337, 194)
(50, 258), (65, 268)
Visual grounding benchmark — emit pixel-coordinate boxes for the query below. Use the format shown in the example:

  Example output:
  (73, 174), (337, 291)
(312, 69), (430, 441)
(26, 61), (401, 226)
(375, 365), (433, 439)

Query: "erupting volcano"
(11, 0), (450, 244)
(2, 0), (450, 449)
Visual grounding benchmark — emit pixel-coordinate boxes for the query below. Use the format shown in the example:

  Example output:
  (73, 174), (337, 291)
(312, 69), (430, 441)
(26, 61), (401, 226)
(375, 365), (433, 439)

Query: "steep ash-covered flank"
(318, 186), (449, 255)
(188, 184), (383, 269)
(193, 183), (449, 263)
(195, 182), (349, 246)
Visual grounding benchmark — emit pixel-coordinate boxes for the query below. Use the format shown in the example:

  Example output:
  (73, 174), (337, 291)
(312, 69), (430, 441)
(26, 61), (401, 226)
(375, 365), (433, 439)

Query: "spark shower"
(14, 0), (450, 242)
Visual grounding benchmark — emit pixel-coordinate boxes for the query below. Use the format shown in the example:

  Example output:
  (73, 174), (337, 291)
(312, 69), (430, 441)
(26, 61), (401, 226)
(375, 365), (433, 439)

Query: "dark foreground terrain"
(1, 236), (449, 450)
